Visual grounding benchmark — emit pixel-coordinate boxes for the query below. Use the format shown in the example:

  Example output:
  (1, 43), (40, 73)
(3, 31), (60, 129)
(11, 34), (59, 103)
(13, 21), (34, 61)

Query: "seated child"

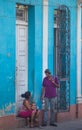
(31, 102), (40, 126)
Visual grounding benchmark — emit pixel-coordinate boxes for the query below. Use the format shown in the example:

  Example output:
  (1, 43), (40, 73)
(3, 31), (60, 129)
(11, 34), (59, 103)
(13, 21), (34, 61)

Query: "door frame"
(16, 20), (28, 113)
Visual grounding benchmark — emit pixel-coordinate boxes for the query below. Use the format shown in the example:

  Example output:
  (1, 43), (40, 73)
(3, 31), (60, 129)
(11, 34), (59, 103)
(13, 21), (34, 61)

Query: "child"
(31, 102), (40, 127)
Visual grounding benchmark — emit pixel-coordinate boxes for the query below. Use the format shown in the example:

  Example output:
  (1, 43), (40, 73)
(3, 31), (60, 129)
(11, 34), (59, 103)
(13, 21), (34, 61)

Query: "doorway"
(16, 4), (28, 113)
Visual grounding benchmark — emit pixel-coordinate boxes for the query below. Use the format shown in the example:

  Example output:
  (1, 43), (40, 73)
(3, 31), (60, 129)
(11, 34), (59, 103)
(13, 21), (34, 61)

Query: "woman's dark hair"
(21, 91), (31, 99)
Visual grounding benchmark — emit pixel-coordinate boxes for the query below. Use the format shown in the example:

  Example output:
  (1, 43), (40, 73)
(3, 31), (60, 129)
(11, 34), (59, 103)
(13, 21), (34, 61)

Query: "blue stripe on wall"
(28, 6), (35, 99)
(34, 5), (43, 109)
(28, 4), (43, 109)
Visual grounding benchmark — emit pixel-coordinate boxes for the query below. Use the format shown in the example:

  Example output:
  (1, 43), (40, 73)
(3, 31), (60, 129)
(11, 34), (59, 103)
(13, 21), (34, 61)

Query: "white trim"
(42, 0), (48, 77)
(76, 96), (82, 103)
(77, 3), (82, 103)
(16, 20), (28, 25)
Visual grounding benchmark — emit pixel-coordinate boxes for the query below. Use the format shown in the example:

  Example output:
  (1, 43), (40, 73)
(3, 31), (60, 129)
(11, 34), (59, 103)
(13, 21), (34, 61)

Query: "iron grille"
(55, 5), (70, 112)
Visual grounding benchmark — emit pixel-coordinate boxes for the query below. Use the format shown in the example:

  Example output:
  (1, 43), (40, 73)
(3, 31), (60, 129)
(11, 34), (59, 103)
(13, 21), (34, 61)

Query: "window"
(54, 5), (70, 112)
(16, 4), (28, 22)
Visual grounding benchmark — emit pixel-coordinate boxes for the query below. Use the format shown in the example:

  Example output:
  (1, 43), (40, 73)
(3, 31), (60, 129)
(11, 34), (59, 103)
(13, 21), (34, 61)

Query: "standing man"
(41, 69), (59, 127)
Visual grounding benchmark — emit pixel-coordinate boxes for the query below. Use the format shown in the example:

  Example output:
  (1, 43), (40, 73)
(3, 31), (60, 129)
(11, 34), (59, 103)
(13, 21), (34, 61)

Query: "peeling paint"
(0, 103), (15, 117)
(5, 103), (15, 111)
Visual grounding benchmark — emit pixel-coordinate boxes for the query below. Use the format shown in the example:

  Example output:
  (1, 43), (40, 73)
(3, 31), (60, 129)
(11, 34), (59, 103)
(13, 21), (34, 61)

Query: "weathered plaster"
(0, 103), (15, 117)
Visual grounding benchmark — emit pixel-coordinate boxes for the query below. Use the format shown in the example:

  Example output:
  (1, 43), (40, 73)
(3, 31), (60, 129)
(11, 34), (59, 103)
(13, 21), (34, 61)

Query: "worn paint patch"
(0, 103), (15, 117)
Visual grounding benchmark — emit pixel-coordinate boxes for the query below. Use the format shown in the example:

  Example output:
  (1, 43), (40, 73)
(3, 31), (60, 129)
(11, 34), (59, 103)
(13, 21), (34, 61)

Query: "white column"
(42, 0), (48, 77)
(77, 3), (82, 103)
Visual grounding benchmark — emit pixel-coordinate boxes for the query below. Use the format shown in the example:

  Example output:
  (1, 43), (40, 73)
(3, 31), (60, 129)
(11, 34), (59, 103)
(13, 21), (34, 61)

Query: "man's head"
(45, 69), (51, 76)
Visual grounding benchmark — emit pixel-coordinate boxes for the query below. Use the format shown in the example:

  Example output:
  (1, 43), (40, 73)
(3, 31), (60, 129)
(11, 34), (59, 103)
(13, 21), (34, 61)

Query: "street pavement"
(11, 119), (82, 130)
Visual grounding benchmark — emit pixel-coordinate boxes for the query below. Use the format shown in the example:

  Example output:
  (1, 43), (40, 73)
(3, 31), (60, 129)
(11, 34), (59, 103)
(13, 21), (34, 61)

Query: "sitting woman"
(18, 91), (40, 128)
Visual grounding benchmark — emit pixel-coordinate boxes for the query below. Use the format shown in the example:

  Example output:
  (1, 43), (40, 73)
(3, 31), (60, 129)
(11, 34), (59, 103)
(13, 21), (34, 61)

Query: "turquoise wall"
(28, 4), (43, 108)
(28, 6), (35, 101)
(0, 0), (77, 116)
(0, 0), (16, 116)
(48, 0), (77, 105)
(34, 5), (43, 108)
(0, 0), (43, 116)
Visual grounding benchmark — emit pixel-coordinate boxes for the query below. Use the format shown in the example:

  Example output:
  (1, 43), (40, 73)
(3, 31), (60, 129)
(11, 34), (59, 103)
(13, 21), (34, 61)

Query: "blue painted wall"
(28, 4), (43, 109)
(34, 5), (43, 108)
(48, 0), (77, 105)
(0, 0), (43, 116)
(28, 6), (35, 100)
(0, 0), (16, 116)
(0, 0), (77, 116)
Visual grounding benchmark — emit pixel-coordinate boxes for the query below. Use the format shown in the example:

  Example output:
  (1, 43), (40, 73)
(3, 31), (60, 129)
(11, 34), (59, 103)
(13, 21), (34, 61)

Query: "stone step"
(15, 117), (28, 128)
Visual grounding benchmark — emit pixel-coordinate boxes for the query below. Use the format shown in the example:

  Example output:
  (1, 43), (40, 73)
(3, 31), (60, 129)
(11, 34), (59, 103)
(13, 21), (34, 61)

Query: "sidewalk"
(11, 119), (82, 130)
